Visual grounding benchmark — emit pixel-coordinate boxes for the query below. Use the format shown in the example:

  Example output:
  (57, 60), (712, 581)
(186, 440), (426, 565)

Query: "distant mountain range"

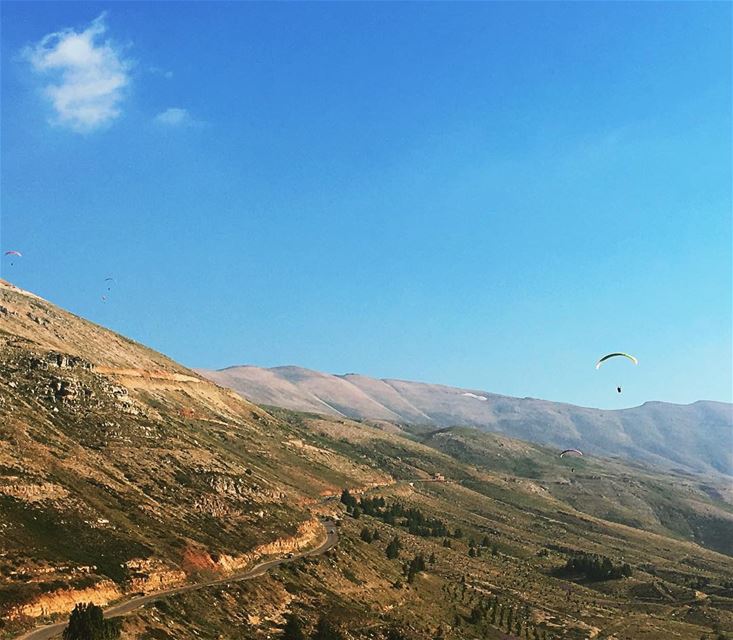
(199, 365), (733, 476)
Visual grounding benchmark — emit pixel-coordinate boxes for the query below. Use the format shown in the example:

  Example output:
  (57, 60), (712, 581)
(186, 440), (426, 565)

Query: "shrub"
(283, 613), (306, 640)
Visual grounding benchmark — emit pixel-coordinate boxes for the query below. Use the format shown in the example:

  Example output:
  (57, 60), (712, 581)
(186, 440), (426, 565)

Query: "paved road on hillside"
(13, 521), (338, 640)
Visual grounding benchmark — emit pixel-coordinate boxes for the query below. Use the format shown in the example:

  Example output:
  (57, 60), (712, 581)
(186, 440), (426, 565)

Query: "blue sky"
(1, 2), (731, 409)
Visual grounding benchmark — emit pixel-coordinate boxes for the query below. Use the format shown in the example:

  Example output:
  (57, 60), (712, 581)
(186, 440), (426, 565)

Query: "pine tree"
(360, 527), (373, 543)
(311, 615), (344, 640)
(469, 606), (482, 624)
(406, 553), (426, 583)
(386, 536), (401, 560)
(283, 613), (306, 640)
(63, 603), (120, 640)
(340, 489), (357, 508)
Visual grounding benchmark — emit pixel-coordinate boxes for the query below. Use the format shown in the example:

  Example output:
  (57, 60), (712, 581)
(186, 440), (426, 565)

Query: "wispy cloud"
(154, 107), (196, 127)
(24, 13), (131, 133)
(148, 65), (173, 79)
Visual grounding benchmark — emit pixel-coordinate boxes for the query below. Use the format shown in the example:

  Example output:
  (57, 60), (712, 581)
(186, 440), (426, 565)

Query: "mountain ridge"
(211, 363), (727, 411)
(199, 364), (733, 476)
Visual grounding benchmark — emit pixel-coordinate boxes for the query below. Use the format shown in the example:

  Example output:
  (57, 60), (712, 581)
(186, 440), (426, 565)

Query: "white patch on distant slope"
(24, 13), (131, 132)
(462, 392), (487, 401)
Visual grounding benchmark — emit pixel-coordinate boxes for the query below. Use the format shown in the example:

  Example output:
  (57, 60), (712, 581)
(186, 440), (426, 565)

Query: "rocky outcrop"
(218, 518), (325, 573)
(124, 559), (186, 594)
(181, 518), (325, 576)
(7, 581), (122, 620)
(4, 560), (186, 621)
(29, 353), (94, 372)
(0, 481), (69, 503)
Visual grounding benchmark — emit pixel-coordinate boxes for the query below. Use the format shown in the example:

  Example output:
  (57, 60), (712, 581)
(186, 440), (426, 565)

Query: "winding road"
(13, 520), (338, 640)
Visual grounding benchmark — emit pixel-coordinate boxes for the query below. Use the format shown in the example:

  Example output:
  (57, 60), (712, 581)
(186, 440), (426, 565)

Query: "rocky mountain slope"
(0, 281), (387, 631)
(3, 281), (733, 640)
(201, 365), (733, 476)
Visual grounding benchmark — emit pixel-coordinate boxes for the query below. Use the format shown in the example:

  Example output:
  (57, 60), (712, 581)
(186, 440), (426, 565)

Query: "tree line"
(554, 551), (632, 581)
(341, 490), (456, 538)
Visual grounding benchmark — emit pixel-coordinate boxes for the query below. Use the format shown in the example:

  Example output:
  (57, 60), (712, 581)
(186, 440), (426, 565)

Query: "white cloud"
(154, 107), (193, 127)
(25, 13), (130, 133)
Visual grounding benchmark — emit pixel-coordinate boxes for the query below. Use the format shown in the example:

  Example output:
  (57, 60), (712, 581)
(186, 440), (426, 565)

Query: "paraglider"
(101, 277), (115, 302)
(595, 353), (638, 369)
(560, 449), (582, 473)
(4, 250), (22, 267)
(596, 353), (637, 394)
(559, 449), (583, 458)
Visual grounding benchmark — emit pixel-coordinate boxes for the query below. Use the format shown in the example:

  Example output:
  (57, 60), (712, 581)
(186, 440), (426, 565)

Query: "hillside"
(200, 365), (733, 476)
(2, 281), (733, 640)
(0, 281), (387, 632)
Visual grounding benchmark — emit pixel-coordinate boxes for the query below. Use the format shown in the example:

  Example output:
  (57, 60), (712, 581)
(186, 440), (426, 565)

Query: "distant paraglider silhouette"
(101, 277), (115, 303)
(4, 250), (22, 267)
(560, 448), (582, 473)
(559, 449), (583, 458)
